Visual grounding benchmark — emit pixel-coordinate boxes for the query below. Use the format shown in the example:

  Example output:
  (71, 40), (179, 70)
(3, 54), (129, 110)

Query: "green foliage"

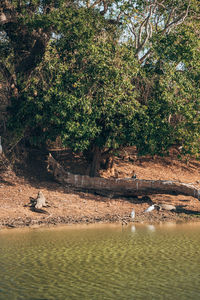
(8, 8), (141, 155)
(135, 55), (200, 156)
(4, 0), (200, 165)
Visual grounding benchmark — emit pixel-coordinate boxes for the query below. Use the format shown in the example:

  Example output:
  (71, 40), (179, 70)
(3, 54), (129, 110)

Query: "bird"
(144, 204), (156, 213)
(0, 136), (2, 155)
(131, 209), (135, 220)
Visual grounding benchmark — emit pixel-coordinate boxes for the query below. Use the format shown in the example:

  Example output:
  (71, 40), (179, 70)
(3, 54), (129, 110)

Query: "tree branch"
(163, 2), (191, 34)
(91, 0), (102, 8)
(136, 4), (154, 55)
(139, 49), (152, 64)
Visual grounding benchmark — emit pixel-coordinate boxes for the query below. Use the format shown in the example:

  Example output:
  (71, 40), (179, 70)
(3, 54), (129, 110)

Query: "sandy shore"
(0, 149), (200, 229)
(1, 179), (200, 229)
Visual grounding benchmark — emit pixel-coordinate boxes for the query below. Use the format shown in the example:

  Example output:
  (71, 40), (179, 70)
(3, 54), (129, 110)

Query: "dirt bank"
(0, 148), (200, 229)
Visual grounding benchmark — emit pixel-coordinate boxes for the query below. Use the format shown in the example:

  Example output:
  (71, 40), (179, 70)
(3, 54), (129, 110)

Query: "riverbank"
(0, 148), (200, 229)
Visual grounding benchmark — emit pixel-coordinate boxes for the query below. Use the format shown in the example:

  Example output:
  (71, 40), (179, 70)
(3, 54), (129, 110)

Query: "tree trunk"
(103, 156), (115, 176)
(47, 154), (200, 200)
(89, 145), (101, 177)
(104, 156), (114, 170)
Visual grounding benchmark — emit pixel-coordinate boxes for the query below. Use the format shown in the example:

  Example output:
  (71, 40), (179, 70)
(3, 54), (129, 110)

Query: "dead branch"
(47, 154), (200, 200)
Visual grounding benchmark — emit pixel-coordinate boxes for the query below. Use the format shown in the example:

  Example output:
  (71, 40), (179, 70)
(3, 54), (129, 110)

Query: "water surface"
(1, 222), (200, 300)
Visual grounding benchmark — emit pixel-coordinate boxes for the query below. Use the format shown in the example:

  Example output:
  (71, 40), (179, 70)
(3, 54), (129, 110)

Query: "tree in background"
(132, 3), (200, 156)
(112, 0), (200, 156)
(1, 0), (200, 176)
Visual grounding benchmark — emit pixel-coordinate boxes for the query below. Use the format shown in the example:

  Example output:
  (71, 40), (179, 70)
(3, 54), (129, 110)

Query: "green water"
(0, 223), (200, 300)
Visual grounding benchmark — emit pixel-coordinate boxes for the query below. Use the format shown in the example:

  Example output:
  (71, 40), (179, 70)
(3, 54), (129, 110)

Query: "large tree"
(9, 8), (142, 176)
(1, 0), (200, 176)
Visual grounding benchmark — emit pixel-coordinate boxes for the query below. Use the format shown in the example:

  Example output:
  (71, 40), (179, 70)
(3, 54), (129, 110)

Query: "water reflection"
(131, 225), (136, 232)
(146, 224), (155, 232)
(1, 223), (200, 300)
(131, 224), (155, 233)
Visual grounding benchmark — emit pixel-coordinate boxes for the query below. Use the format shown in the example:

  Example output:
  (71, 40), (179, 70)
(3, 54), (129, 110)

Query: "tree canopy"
(0, 0), (200, 176)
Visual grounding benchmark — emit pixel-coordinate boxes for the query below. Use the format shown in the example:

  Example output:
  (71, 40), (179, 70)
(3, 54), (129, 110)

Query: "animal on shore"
(28, 191), (50, 214)
(34, 191), (47, 209)
(157, 204), (176, 211)
(144, 203), (176, 213)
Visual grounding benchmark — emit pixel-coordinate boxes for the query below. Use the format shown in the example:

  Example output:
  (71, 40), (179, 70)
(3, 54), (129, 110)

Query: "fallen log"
(47, 154), (200, 200)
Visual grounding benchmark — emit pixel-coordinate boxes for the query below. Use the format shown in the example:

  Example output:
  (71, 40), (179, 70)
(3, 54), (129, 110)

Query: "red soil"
(0, 147), (200, 229)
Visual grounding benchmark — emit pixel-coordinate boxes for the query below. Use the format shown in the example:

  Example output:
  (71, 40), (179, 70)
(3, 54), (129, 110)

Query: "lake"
(0, 222), (200, 300)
